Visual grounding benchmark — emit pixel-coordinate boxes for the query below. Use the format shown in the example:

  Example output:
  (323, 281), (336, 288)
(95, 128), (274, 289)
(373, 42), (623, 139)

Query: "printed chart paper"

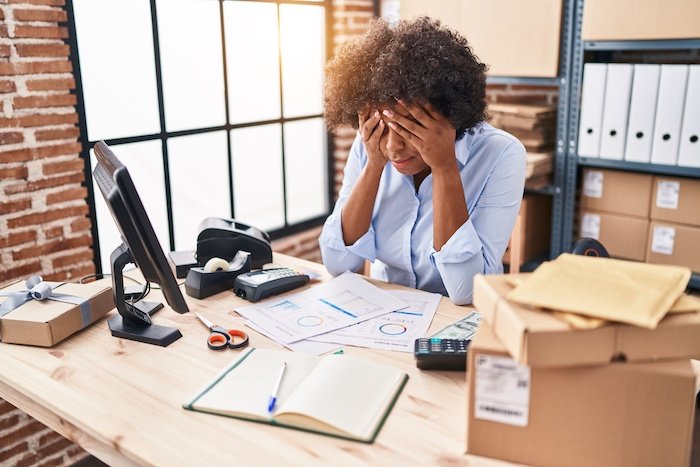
(309, 290), (441, 352)
(235, 271), (408, 344)
(245, 320), (342, 355)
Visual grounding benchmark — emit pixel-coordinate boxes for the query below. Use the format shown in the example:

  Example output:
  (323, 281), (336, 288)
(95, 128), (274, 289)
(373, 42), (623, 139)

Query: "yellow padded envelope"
(506, 254), (691, 329)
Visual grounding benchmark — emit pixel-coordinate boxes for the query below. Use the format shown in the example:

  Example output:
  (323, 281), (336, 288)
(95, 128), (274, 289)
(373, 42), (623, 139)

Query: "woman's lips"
(391, 157), (413, 168)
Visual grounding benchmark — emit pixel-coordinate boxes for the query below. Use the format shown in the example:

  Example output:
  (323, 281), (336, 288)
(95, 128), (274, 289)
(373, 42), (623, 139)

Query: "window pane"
(231, 124), (284, 231)
(280, 4), (325, 118)
(168, 131), (230, 250)
(91, 140), (168, 272)
(224, 2), (281, 124)
(74, 0), (160, 140)
(156, 0), (226, 132)
(284, 118), (328, 223)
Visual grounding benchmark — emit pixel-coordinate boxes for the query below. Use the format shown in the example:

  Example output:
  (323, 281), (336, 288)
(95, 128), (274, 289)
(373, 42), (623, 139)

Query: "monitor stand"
(108, 244), (182, 347)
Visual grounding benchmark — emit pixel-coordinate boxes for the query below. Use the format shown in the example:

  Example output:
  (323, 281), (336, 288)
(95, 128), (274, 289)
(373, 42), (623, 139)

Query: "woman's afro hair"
(324, 16), (488, 139)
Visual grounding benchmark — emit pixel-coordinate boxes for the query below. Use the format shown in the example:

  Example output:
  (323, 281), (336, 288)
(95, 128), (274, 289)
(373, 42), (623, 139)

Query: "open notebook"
(183, 348), (408, 443)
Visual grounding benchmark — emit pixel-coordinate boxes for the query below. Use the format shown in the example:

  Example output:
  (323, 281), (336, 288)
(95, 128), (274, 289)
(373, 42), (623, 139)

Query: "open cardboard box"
(473, 273), (700, 368)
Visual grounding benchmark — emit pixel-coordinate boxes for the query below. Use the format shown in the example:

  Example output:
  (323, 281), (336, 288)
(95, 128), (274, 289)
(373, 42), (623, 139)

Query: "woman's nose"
(386, 127), (404, 152)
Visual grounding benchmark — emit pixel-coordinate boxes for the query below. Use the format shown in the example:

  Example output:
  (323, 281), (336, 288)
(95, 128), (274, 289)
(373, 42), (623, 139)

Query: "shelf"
(689, 273), (700, 290)
(584, 39), (700, 51)
(486, 76), (561, 86)
(525, 184), (560, 196)
(577, 157), (700, 178)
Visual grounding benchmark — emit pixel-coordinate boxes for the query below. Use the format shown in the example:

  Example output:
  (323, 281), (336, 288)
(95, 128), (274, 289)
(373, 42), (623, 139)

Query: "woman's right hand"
(358, 106), (387, 171)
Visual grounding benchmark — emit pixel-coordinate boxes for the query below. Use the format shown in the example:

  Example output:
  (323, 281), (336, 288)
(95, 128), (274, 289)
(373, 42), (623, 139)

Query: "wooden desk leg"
(509, 213), (523, 274)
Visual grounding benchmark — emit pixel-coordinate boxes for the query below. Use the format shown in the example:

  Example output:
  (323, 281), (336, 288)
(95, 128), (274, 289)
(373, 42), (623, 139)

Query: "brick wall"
(0, 0), (94, 465)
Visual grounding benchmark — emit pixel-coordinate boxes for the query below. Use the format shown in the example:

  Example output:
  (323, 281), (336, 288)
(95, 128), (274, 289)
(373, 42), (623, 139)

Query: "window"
(69, 0), (331, 272)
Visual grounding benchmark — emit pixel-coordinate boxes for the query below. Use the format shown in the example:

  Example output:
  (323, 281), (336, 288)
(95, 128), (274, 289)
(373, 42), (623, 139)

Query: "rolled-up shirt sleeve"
(430, 141), (526, 305)
(319, 133), (379, 276)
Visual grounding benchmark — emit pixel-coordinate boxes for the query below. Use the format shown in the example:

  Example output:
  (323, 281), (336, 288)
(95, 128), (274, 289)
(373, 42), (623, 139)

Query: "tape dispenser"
(185, 250), (252, 299)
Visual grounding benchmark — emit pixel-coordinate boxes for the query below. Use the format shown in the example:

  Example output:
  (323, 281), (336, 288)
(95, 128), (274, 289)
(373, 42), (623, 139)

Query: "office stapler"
(185, 251), (252, 299)
(196, 217), (273, 269)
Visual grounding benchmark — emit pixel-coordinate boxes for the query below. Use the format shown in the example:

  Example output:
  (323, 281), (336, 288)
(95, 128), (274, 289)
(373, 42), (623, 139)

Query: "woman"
(319, 17), (526, 305)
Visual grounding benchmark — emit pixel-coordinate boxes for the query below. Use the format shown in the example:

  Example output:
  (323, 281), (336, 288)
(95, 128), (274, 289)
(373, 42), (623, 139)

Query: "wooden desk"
(0, 254), (508, 466)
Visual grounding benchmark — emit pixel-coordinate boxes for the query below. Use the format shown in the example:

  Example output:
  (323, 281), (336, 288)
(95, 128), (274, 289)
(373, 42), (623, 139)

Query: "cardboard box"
(582, 0), (700, 41)
(466, 322), (697, 467)
(473, 273), (700, 368)
(650, 176), (700, 227)
(578, 209), (649, 261)
(580, 168), (653, 218)
(0, 279), (114, 347)
(503, 194), (552, 266)
(647, 221), (700, 273)
(399, 0), (563, 78)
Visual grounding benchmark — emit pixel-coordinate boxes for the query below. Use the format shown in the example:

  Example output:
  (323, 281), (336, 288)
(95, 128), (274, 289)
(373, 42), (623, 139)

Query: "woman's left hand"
(382, 100), (457, 171)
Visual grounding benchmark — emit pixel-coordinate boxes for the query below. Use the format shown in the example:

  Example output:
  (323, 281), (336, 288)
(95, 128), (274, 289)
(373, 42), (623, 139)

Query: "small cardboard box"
(650, 176), (700, 227)
(0, 279), (114, 347)
(578, 209), (649, 261)
(466, 322), (697, 467)
(473, 273), (700, 368)
(503, 194), (552, 266)
(647, 221), (700, 273)
(580, 168), (653, 218)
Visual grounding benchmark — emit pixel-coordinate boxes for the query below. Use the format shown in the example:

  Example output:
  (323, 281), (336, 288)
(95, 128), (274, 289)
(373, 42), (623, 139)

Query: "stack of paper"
(236, 271), (441, 354)
(489, 102), (557, 153)
(506, 253), (696, 329)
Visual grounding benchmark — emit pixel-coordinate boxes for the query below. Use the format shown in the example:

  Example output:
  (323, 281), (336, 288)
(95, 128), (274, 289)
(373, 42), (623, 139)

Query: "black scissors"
(193, 311), (249, 350)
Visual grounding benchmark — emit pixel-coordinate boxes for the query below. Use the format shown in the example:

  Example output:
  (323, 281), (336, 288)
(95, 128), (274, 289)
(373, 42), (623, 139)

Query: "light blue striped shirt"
(319, 122), (526, 305)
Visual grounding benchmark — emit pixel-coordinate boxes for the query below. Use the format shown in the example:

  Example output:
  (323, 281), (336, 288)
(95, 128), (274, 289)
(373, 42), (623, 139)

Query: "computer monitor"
(92, 141), (188, 346)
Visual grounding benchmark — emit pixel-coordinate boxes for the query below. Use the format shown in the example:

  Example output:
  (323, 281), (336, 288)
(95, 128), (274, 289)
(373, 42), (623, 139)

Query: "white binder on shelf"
(600, 64), (633, 160)
(677, 65), (700, 168)
(624, 65), (661, 163)
(577, 63), (607, 158)
(651, 65), (689, 166)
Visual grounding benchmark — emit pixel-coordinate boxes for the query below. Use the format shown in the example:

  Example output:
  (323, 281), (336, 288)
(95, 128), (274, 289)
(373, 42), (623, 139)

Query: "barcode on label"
(478, 405), (524, 417)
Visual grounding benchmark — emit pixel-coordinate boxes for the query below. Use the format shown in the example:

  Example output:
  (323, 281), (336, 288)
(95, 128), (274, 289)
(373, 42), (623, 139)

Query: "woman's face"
(377, 104), (429, 176)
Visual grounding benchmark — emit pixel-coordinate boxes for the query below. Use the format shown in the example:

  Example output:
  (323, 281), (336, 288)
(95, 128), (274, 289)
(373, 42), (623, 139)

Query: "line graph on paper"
(319, 290), (384, 318)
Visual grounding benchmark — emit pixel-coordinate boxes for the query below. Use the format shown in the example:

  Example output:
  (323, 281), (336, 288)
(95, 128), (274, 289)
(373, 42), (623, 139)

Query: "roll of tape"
(204, 257), (230, 273)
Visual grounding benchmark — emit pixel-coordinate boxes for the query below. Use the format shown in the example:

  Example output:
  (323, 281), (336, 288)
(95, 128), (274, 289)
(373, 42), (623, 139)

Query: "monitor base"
(108, 314), (182, 347)
(133, 300), (164, 316)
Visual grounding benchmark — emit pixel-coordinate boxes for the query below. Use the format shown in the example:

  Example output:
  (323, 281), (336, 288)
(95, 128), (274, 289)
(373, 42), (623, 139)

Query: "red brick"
(36, 127), (79, 141)
(13, 94), (77, 110)
(37, 429), (62, 446)
(7, 0), (66, 5)
(0, 80), (16, 93)
(7, 204), (89, 228)
(26, 77), (75, 91)
(41, 157), (83, 175)
(44, 226), (64, 239)
(0, 61), (71, 76)
(0, 44), (10, 57)
(0, 131), (24, 145)
(0, 413), (20, 430)
(70, 217), (91, 233)
(0, 113), (78, 128)
(0, 198), (32, 215)
(13, 8), (67, 22)
(0, 400), (17, 415)
(0, 166), (28, 179)
(16, 44), (69, 58)
(0, 230), (37, 248)
(4, 171), (84, 195)
(5, 420), (47, 444)
(0, 26), (8, 37)
(51, 249), (93, 269)
(15, 452), (40, 467)
(46, 186), (87, 205)
(67, 263), (95, 280)
(43, 270), (68, 281)
(0, 142), (82, 163)
(36, 455), (65, 467)
(12, 236), (92, 261)
(13, 26), (68, 39)
(0, 441), (28, 463)
(493, 94), (551, 104)
(0, 9), (4, 20)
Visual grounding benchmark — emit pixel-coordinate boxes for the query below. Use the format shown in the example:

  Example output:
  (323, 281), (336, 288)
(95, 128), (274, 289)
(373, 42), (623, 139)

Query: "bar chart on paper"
(235, 272), (408, 344)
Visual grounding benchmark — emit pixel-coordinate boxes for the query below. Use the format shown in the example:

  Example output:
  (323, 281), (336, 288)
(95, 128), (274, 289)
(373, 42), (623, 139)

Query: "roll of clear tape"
(204, 257), (230, 273)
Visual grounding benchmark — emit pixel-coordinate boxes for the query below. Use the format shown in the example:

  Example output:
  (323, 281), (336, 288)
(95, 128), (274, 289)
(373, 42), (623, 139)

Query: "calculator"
(414, 338), (470, 371)
(233, 268), (310, 302)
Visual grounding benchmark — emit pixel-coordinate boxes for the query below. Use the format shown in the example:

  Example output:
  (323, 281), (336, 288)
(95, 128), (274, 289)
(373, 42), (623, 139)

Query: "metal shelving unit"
(561, 0), (700, 288)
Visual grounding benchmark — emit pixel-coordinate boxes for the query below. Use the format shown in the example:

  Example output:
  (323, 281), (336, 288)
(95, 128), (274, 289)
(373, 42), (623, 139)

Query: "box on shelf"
(582, 0), (700, 41)
(578, 209), (649, 261)
(580, 168), (653, 218)
(466, 321), (697, 467)
(650, 176), (700, 227)
(503, 194), (552, 266)
(646, 221), (700, 272)
(0, 278), (114, 347)
(472, 273), (700, 368)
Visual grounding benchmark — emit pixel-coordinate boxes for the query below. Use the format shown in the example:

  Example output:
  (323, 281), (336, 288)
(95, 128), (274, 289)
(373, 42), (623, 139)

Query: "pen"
(268, 362), (287, 413)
